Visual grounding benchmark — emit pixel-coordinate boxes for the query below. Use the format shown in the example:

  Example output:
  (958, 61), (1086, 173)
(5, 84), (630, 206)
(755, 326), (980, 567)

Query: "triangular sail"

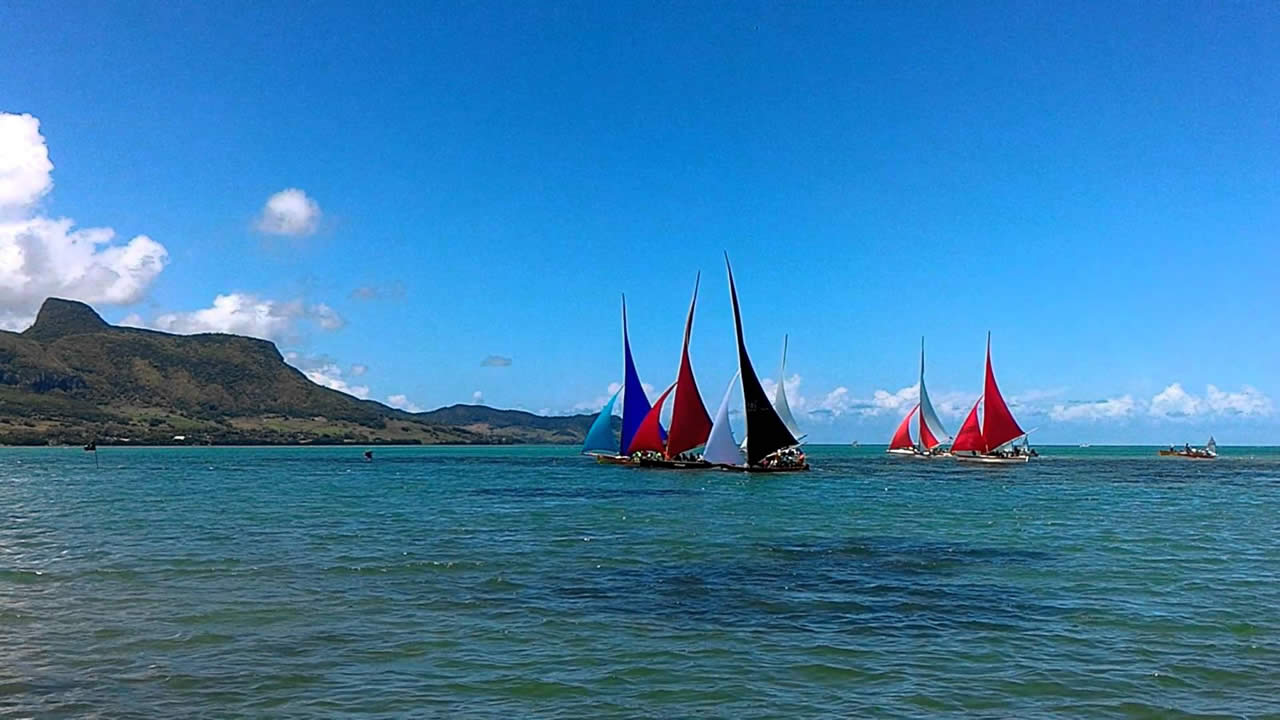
(627, 383), (674, 454)
(619, 296), (652, 455)
(889, 405), (918, 450)
(725, 255), (798, 466)
(773, 335), (802, 439)
(1206, 436), (1217, 454)
(951, 397), (984, 452)
(917, 337), (949, 450)
(702, 372), (745, 466)
(980, 333), (1025, 451)
(665, 273), (713, 457)
(581, 390), (620, 454)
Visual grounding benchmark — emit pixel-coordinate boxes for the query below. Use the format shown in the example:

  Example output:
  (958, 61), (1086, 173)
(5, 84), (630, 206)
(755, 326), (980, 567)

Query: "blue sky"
(1, 1), (1276, 443)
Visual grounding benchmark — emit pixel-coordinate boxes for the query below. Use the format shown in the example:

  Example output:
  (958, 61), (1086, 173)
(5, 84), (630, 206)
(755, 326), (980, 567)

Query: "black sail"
(725, 254), (799, 465)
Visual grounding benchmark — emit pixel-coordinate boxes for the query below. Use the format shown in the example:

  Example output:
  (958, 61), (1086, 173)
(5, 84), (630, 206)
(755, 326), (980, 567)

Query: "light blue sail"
(582, 390), (621, 455)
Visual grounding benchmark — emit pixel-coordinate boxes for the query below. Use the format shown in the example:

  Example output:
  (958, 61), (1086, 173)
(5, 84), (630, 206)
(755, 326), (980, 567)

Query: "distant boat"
(626, 274), (714, 469)
(886, 337), (952, 459)
(83, 441), (96, 452)
(718, 254), (808, 472)
(951, 333), (1036, 464)
(1159, 436), (1217, 459)
(583, 295), (654, 464)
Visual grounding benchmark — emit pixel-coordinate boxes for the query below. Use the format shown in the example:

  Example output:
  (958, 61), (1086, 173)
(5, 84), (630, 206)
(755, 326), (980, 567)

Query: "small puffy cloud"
(143, 293), (344, 342)
(284, 352), (370, 399)
(256, 188), (321, 237)
(472, 390), (484, 403)
(349, 364), (368, 376)
(481, 355), (512, 367)
(0, 112), (169, 329)
(386, 394), (423, 412)
(1050, 395), (1136, 422)
(868, 385), (918, 415)
(1149, 383), (1202, 418)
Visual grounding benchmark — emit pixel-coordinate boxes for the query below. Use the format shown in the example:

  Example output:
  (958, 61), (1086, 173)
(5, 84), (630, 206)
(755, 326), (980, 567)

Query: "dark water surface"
(2, 445), (1278, 718)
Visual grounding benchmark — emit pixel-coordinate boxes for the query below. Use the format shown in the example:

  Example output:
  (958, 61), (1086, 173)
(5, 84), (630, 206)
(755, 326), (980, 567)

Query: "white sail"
(1206, 436), (1217, 455)
(703, 372), (745, 467)
(918, 338), (950, 448)
(774, 335), (803, 439)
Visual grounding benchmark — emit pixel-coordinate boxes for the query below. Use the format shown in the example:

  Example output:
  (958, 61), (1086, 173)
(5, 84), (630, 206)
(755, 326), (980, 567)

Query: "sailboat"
(721, 254), (808, 472)
(626, 274), (715, 469)
(951, 333), (1035, 464)
(1158, 435), (1218, 459)
(886, 337), (952, 458)
(583, 295), (654, 464)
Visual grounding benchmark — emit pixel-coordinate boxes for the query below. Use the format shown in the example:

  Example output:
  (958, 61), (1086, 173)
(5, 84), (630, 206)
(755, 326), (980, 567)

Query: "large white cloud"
(126, 292), (344, 343)
(0, 113), (168, 329)
(1147, 383), (1272, 420)
(282, 352), (369, 399)
(256, 188), (321, 236)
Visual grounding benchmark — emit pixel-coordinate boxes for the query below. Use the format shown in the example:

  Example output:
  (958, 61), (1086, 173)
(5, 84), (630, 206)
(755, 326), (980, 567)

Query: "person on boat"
(1185, 443), (1192, 453)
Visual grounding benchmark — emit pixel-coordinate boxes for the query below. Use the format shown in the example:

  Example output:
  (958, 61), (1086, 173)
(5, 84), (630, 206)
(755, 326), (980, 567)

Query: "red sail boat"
(628, 274), (715, 469)
(886, 404), (921, 456)
(952, 333), (1034, 464)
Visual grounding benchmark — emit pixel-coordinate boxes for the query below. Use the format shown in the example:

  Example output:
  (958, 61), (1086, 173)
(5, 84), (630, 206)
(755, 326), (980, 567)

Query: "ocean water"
(2, 445), (1278, 719)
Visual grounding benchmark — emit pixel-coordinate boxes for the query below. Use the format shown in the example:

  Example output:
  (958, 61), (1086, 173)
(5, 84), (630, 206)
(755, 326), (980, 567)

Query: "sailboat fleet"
(583, 255), (807, 472)
(582, 254), (1048, 470)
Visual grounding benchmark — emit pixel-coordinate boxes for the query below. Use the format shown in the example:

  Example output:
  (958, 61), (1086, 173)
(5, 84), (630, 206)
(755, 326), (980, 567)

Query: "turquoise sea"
(2, 445), (1278, 718)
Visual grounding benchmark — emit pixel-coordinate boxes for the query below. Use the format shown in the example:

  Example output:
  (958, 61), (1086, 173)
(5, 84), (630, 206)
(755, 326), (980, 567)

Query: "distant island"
(0, 298), (614, 446)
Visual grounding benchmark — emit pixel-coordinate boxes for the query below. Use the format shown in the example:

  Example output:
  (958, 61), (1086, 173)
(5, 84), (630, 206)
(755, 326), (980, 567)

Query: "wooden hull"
(591, 453), (633, 465)
(953, 454), (1030, 464)
(1158, 450), (1217, 459)
(719, 463), (810, 473)
(635, 458), (713, 470)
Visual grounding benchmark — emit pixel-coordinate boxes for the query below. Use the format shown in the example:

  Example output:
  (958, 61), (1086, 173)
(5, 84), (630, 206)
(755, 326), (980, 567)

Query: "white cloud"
(472, 390), (484, 403)
(349, 364), (368, 376)
(282, 352), (370, 399)
(387, 394), (423, 412)
(141, 293), (344, 342)
(0, 113), (169, 329)
(1205, 385), (1273, 417)
(1149, 383), (1203, 418)
(868, 384), (918, 415)
(256, 188), (321, 237)
(1050, 395), (1137, 422)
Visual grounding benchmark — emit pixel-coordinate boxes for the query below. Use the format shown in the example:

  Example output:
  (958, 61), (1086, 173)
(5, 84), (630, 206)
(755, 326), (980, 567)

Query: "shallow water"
(2, 445), (1278, 718)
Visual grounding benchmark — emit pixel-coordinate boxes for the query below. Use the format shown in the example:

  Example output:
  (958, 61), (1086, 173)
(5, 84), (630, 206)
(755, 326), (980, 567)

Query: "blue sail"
(582, 390), (620, 455)
(619, 296), (652, 455)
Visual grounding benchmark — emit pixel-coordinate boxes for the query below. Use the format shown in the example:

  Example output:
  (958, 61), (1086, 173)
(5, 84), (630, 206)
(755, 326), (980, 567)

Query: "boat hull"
(635, 458), (713, 470)
(591, 453), (633, 465)
(1158, 450), (1217, 459)
(712, 463), (810, 473)
(953, 454), (1030, 464)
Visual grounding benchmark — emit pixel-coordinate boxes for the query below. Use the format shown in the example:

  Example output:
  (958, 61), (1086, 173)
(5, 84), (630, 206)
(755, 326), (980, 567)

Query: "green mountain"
(0, 298), (613, 446)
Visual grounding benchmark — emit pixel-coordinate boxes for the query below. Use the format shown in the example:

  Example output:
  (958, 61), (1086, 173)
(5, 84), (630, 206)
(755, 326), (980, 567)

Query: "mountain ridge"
(0, 298), (614, 446)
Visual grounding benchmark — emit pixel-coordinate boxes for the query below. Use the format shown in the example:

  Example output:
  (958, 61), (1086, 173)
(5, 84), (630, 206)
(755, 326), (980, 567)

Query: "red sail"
(664, 274), (713, 458)
(951, 397), (984, 452)
(980, 334), (1025, 451)
(627, 384), (674, 454)
(919, 406), (940, 449)
(888, 405), (918, 450)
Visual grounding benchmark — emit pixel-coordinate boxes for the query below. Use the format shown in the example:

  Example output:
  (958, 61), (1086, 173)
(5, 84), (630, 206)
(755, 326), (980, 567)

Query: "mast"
(581, 389), (620, 455)
(889, 405), (919, 450)
(917, 336), (950, 450)
(664, 273), (713, 458)
(619, 295), (653, 455)
(702, 372), (745, 466)
(725, 254), (798, 466)
(627, 383), (674, 454)
(980, 332), (1025, 452)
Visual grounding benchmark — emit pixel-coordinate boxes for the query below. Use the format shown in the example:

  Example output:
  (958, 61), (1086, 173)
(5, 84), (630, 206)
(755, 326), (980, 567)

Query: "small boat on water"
(582, 296), (655, 464)
(951, 333), (1036, 464)
(886, 338), (952, 459)
(715, 254), (808, 472)
(625, 274), (714, 469)
(1159, 437), (1217, 459)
